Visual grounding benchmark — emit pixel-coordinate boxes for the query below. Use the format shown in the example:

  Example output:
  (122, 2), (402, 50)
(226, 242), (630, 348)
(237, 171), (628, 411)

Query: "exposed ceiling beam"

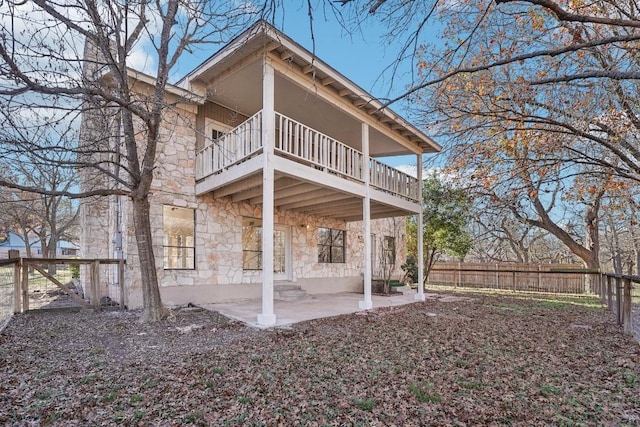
(278, 193), (353, 211)
(231, 177), (301, 202)
(213, 175), (262, 198)
(273, 188), (336, 207)
(297, 199), (362, 215)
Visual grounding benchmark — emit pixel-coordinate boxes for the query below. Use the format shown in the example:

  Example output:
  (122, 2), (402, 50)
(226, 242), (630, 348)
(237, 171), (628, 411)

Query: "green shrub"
(69, 263), (80, 279)
(401, 254), (418, 284)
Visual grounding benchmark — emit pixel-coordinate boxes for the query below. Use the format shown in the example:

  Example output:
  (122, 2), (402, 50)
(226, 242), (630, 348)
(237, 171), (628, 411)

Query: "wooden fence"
(1, 257), (125, 315)
(428, 262), (586, 293)
(428, 263), (640, 340)
(593, 273), (640, 338)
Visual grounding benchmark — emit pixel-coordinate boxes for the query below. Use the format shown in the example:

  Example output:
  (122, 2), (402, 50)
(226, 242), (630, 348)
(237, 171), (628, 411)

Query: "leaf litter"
(0, 294), (639, 426)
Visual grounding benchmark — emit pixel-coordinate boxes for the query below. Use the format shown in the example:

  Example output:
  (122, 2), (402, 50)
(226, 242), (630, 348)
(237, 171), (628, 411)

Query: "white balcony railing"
(275, 112), (364, 181)
(370, 159), (419, 201)
(195, 109), (419, 202)
(195, 110), (263, 179)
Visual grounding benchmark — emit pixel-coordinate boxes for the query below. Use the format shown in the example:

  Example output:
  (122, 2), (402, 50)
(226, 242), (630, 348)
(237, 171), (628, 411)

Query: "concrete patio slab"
(203, 292), (443, 328)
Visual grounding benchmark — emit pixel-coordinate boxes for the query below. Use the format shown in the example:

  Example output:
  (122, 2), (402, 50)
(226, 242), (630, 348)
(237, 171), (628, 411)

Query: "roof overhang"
(178, 21), (440, 154)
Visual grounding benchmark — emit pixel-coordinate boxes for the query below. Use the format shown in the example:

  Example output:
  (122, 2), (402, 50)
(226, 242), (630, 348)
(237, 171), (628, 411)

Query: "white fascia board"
(125, 68), (204, 104)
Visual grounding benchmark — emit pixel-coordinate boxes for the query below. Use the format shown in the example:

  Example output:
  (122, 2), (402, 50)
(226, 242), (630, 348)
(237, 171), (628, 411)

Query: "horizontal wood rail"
(3, 258), (126, 314)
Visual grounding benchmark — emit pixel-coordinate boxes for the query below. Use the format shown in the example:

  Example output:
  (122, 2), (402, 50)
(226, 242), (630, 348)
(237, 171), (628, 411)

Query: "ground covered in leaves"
(1, 293), (640, 426)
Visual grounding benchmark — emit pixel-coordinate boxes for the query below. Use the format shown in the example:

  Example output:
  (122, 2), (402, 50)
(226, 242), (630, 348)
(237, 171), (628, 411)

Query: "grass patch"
(102, 391), (118, 403)
(129, 394), (144, 405)
(353, 398), (376, 411)
(456, 378), (483, 390)
(410, 382), (442, 404)
(182, 411), (203, 424)
(539, 384), (561, 396)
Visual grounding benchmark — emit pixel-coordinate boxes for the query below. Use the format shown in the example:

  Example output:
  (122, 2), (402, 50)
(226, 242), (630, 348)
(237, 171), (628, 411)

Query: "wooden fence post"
(91, 260), (101, 310)
(537, 265), (541, 292)
(607, 275), (613, 311)
(623, 278), (632, 335)
(495, 264), (499, 289)
(616, 276), (622, 326)
(512, 270), (517, 292)
(118, 260), (125, 310)
(457, 261), (462, 288)
(13, 260), (21, 314)
(21, 261), (29, 313)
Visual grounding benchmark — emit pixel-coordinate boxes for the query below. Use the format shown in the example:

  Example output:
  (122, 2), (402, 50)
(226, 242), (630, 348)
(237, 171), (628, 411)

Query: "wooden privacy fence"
(5, 257), (125, 313)
(428, 262), (586, 294)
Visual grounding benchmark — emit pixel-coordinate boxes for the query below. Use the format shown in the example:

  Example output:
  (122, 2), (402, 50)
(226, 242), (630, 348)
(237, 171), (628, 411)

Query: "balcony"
(196, 110), (419, 205)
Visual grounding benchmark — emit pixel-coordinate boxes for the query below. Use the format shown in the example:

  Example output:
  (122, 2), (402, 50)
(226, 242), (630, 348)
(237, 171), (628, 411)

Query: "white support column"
(258, 59), (276, 326)
(359, 123), (373, 310)
(415, 153), (425, 301)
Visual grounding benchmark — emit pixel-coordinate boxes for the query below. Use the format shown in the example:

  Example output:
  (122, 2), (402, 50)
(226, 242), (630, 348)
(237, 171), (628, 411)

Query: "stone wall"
(80, 97), (410, 309)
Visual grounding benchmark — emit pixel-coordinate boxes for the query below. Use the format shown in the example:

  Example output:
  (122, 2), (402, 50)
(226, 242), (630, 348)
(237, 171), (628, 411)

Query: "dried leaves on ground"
(1, 294), (639, 426)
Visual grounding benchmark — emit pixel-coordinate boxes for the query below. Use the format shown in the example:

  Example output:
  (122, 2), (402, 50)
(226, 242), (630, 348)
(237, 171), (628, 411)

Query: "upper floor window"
(163, 206), (195, 270)
(318, 228), (345, 263)
(205, 119), (231, 144)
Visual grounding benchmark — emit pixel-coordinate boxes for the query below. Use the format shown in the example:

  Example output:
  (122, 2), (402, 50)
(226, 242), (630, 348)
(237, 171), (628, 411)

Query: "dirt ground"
(1, 293), (639, 426)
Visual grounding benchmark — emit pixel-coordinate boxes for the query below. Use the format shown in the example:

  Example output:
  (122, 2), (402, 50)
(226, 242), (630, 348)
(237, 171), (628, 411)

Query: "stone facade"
(80, 95), (409, 308)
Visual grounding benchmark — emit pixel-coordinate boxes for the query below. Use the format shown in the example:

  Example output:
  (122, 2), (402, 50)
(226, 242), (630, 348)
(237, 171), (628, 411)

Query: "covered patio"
(203, 291), (447, 328)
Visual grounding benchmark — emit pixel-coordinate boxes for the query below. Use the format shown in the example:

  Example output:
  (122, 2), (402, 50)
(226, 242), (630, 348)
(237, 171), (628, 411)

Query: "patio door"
(274, 225), (291, 280)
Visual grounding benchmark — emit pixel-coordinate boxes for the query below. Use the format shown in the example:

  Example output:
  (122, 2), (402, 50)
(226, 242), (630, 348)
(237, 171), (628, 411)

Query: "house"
(0, 231), (79, 258)
(79, 21), (440, 325)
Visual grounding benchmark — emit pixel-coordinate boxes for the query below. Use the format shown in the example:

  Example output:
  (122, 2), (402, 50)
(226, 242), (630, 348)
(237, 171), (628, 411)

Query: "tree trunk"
(131, 196), (166, 322)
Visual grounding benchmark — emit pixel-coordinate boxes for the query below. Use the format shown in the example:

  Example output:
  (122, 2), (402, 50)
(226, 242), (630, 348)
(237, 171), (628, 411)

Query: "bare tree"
(0, 1), (270, 321)
(0, 154), (78, 261)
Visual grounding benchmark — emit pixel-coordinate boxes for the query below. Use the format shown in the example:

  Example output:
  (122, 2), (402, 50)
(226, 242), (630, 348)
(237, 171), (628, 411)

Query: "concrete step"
(274, 284), (309, 301)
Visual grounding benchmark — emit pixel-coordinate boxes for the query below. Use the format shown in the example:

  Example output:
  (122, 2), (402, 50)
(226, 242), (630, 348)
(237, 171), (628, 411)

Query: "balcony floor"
(196, 153), (421, 222)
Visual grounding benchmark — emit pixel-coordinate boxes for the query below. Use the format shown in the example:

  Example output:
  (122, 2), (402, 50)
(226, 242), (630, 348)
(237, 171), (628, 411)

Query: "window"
(318, 228), (345, 263)
(163, 206), (195, 269)
(205, 119), (231, 144)
(382, 236), (396, 266)
(243, 218), (262, 270)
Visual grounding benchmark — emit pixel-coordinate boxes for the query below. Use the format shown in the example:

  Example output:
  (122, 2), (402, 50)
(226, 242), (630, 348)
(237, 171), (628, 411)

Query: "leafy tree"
(406, 173), (472, 284)
(0, 1), (268, 321)
(331, 1), (640, 276)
